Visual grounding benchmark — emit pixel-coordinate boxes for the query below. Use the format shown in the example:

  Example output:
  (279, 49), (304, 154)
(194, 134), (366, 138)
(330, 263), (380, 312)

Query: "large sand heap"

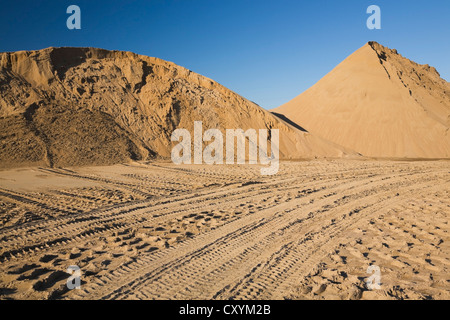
(0, 47), (351, 169)
(275, 42), (450, 159)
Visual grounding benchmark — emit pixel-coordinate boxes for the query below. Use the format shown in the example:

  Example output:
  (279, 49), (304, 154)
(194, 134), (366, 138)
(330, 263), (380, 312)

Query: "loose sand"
(0, 47), (351, 170)
(274, 42), (450, 158)
(0, 160), (448, 300)
(1, 42), (449, 301)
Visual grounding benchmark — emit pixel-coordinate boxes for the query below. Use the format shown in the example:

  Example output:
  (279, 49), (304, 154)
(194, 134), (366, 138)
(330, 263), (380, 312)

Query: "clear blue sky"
(1, 0), (449, 109)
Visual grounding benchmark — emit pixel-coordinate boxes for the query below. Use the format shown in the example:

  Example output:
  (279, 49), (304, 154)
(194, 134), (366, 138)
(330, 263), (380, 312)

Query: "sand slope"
(275, 42), (450, 158)
(0, 47), (353, 169)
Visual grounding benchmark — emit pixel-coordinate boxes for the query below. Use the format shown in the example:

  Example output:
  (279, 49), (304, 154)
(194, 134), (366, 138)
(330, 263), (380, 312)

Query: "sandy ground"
(0, 160), (449, 300)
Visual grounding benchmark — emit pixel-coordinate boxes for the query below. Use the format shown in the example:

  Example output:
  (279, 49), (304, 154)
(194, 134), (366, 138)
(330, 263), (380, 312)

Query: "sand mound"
(274, 42), (450, 158)
(0, 47), (352, 169)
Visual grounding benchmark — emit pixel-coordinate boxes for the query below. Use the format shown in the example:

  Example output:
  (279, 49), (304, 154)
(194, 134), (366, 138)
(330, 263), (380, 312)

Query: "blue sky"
(1, 0), (449, 109)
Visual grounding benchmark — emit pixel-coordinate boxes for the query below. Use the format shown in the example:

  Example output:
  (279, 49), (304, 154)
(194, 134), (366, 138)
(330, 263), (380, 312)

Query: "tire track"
(70, 168), (440, 299)
(0, 163), (387, 261)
